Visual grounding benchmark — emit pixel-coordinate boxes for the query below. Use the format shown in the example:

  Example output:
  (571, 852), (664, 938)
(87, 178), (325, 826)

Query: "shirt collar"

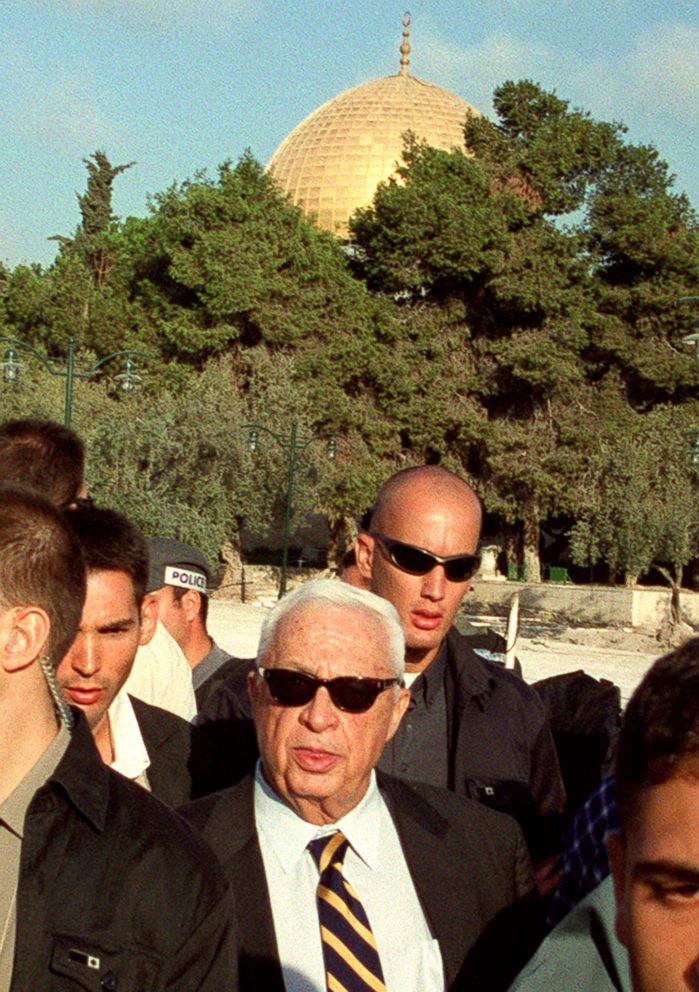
(254, 763), (383, 874)
(108, 690), (150, 780)
(0, 723), (70, 839)
(411, 640), (447, 705)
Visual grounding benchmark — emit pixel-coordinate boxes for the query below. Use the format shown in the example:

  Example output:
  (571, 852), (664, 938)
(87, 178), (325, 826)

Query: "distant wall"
(216, 565), (699, 632)
(468, 580), (699, 632)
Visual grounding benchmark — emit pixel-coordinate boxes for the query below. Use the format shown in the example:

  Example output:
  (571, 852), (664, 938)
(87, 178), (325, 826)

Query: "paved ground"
(209, 600), (662, 707)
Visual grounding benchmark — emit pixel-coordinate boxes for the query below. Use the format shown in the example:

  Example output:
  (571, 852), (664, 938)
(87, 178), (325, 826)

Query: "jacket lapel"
(379, 774), (490, 989)
(212, 777), (286, 992)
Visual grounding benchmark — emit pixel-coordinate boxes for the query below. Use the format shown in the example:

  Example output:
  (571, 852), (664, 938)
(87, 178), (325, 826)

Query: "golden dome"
(266, 14), (479, 237)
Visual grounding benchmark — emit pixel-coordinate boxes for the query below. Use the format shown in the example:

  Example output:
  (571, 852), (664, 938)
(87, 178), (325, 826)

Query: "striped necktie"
(308, 831), (387, 992)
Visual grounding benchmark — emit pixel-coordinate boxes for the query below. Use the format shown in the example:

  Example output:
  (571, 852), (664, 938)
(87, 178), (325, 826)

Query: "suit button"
(101, 972), (118, 991)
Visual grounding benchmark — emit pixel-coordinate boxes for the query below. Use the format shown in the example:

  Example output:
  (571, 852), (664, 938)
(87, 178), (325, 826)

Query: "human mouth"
(411, 610), (443, 631)
(64, 686), (103, 707)
(293, 748), (341, 773)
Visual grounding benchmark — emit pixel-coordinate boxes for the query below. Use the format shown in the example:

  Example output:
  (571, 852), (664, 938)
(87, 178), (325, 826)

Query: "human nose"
(420, 565), (447, 601)
(300, 685), (340, 732)
(67, 634), (100, 677)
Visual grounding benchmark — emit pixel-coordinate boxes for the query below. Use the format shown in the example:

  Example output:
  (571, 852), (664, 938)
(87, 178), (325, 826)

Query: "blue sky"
(2, 0), (698, 268)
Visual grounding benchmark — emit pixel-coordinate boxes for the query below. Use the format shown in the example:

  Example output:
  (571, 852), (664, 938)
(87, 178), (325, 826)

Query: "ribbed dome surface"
(266, 71), (478, 237)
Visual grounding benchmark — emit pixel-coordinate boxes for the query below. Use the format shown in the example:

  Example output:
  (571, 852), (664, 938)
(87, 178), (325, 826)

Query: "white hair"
(257, 578), (405, 677)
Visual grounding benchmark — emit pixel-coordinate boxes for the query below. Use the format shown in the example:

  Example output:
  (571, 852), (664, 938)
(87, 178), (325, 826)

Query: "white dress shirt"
(108, 689), (151, 789)
(254, 765), (444, 992)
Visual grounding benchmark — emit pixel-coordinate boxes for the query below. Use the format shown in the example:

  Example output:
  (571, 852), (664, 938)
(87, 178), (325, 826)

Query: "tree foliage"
(569, 404), (699, 597)
(350, 80), (699, 580)
(1, 81), (698, 585)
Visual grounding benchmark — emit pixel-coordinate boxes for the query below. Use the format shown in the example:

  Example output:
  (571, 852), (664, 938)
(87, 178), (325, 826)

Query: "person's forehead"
(269, 603), (389, 673)
(625, 769), (699, 862)
(378, 504), (480, 557)
(375, 480), (479, 540)
(83, 569), (139, 617)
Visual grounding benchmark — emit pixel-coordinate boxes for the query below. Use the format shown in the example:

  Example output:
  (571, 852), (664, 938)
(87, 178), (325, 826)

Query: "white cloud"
(417, 19), (699, 130)
(418, 30), (558, 113)
(1, 47), (123, 153)
(28, 0), (257, 31)
(624, 22), (699, 124)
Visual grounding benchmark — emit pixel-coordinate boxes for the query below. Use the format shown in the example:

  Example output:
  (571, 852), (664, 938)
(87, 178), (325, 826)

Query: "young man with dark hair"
(0, 418), (86, 509)
(0, 417), (197, 721)
(509, 638), (699, 992)
(608, 638), (699, 992)
(56, 505), (195, 805)
(0, 487), (237, 991)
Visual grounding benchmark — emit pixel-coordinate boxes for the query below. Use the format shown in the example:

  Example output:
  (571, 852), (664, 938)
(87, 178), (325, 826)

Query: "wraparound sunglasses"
(370, 532), (481, 582)
(258, 667), (402, 713)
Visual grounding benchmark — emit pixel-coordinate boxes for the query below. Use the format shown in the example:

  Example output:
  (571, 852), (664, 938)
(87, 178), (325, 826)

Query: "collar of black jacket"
(30, 710), (111, 832)
(444, 626), (496, 703)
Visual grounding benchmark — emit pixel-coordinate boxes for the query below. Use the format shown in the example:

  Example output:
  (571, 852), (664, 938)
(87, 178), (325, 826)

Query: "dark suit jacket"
(130, 695), (194, 807)
(181, 772), (540, 991)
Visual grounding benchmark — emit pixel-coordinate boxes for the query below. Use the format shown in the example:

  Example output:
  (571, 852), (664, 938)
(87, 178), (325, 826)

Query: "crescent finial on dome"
(399, 11), (411, 76)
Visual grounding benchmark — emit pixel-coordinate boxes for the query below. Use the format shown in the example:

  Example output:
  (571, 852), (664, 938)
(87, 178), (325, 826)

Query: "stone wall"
(213, 558), (699, 634)
(469, 579), (699, 632)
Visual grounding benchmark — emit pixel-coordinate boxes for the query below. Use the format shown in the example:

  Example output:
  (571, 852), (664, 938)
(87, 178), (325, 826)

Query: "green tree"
(51, 150), (136, 289)
(350, 81), (699, 580)
(569, 405), (699, 618)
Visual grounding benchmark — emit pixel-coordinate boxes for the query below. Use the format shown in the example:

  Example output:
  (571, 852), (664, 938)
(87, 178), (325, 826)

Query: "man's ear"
(355, 533), (375, 582)
(181, 589), (200, 623)
(607, 830), (630, 948)
(0, 606), (51, 673)
(138, 595), (158, 647)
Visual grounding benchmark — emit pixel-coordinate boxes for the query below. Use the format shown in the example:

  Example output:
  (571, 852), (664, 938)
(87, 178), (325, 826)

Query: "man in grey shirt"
(355, 465), (565, 868)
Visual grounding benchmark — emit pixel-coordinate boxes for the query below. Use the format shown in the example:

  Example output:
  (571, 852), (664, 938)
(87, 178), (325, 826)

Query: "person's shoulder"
(508, 877), (630, 992)
(195, 654), (250, 710)
(447, 627), (544, 707)
(195, 657), (256, 723)
(130, 694), (191, 736)
(179, 775), (255, 850)
(379, 773), (523, 843)
(86, 765), (227, 912)
(107, 766), (212, 852)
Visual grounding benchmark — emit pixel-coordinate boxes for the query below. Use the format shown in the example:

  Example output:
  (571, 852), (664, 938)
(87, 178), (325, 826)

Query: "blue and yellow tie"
(308, 831), (387, 992)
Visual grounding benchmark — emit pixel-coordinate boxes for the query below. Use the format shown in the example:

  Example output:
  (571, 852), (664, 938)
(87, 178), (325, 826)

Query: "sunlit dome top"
(266, 13), (479, 238)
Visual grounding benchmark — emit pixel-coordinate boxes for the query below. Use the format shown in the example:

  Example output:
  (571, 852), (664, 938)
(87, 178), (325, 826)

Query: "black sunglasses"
(258, 667), (402, 714)
(370, 532), (481, 582)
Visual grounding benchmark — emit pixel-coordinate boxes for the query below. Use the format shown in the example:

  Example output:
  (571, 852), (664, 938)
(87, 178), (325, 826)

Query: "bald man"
(355, 466), (565, 865)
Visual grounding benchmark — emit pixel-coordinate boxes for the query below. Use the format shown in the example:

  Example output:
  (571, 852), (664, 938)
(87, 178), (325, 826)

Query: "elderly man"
(183, 579), (535, 991)
(354, 465), (564, 863)
(0, 487), (237, 991)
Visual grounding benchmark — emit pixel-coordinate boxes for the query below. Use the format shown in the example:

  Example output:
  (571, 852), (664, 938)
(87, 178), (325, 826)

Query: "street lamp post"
(0, 335), (145, 427)
(246, 419), (337, 598)
(678, 297), (699, 464)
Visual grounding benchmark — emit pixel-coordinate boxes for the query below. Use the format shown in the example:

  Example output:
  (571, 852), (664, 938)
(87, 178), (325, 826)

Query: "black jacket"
(10, 713), (237, 992)
(181, 772), (539, 992)
(130, 695), (194, 806)
(440, 627), (565, 858)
